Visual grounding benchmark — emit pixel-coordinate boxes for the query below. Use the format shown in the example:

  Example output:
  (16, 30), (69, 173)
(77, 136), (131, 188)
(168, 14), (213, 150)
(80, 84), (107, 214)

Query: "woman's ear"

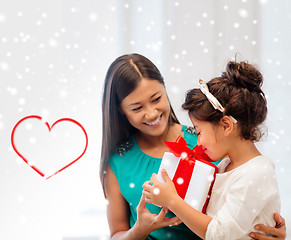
(220, 116), (234, 136)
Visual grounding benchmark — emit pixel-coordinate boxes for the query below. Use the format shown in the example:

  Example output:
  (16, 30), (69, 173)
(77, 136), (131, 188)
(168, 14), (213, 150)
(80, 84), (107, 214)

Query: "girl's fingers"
(143, 180), (152, 186)
(142, 181), (153, 191)
(161, 169), (171, 182)
(142, 189), (152, 198)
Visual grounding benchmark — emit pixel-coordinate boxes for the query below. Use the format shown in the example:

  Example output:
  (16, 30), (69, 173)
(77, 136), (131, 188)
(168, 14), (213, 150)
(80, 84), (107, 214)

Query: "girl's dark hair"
(182, 60), (267, 141)
(100, 53), (179, 197)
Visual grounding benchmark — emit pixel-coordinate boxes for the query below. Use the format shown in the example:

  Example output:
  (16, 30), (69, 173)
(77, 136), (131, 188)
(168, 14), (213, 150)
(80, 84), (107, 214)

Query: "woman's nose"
(145, 107), (158, 120)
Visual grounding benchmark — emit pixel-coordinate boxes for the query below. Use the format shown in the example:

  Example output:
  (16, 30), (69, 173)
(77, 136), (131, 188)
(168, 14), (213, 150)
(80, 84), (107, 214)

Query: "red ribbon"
(162, 136), (217, 213)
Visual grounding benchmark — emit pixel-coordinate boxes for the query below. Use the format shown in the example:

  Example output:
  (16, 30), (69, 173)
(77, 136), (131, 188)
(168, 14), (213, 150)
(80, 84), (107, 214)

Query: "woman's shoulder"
(181, 125), (198, 149)
(109, 137), (137, 173)
(182, 125), (198, 135)
(110, 137), (135, 161)
(115, 137), (135, 157)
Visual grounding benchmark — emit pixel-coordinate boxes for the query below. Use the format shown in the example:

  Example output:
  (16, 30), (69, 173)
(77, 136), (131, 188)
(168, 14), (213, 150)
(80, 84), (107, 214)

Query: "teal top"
(109, 125), (220, 240)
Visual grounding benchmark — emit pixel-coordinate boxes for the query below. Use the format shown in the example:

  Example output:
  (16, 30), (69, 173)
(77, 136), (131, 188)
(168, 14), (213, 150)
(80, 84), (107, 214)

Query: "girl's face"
(120, 78), (171, 138)
(190, 116), (227, 161)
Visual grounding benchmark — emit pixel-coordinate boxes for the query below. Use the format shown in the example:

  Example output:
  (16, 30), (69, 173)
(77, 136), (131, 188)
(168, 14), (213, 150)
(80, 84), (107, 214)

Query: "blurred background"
(0, 0), (290, 239)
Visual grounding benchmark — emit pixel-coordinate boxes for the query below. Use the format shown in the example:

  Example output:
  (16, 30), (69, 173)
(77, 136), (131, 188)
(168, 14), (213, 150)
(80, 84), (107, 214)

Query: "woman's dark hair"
(100, 53), (179, 197)
(182, 60), (267, 141)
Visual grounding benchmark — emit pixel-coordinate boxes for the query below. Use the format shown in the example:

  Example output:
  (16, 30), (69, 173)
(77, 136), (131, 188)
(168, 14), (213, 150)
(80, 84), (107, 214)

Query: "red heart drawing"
(11, 115), (88, 179)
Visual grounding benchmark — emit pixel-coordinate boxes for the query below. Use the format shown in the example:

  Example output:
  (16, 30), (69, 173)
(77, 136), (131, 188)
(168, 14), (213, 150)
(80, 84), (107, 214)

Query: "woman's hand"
(134, 194), (181, 235)
(142, 169), (179, 209)
(106, 166), (180, 240)
(249, 213), (286, 240)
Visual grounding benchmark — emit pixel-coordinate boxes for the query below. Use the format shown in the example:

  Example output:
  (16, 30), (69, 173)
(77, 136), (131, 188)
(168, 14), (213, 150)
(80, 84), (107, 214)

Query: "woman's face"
(120, 77), (171, 138)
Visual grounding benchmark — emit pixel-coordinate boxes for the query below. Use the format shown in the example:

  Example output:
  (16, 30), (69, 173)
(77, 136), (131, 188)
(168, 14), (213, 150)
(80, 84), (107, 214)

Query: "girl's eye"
(153, 96), (161, 102)
(197, 132), (201, 136)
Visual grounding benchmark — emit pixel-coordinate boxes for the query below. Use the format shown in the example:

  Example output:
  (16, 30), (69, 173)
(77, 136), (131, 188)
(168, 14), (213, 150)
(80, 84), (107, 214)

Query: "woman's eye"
(197, 131), (201, 136)
(132, 106), (142, 111)
(153, 96), (161, 102)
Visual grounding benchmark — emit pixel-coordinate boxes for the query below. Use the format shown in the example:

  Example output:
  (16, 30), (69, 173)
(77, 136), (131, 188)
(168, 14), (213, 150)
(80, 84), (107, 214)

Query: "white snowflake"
(190, 199), (198, 207)
(0, 14), (6, 22)
(153, 188), (160, 195)
(48, 38), (58, 48)
(17, 195), (24, 203)
(233, 22), (240, 28)
(259, 0), (268, 5)
(29, 137), (36, 144)
(18, 98), (26, 105)
(89, 13), (98, 22)
(239, 9), (248, 18)
(1, 62), (9, 71)
(177, 177), (184, 185)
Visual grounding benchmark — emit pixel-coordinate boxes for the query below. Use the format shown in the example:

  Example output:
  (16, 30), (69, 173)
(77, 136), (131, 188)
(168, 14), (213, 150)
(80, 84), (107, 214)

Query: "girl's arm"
(105, 166), (180, 240)
(250, 213), (286, 240)
(143, 169), (212, 239)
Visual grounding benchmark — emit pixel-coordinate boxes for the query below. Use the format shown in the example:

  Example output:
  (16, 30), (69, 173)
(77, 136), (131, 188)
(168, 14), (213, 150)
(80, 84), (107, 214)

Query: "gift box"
(157, 136), (218, 213)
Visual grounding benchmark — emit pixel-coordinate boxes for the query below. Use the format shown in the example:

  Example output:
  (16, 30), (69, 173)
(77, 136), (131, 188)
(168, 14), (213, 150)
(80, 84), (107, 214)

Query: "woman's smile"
(144, 114), (162, 127)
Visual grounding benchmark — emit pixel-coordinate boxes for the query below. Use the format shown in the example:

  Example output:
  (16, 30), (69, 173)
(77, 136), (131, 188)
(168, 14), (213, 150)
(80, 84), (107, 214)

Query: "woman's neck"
(135, 123), (182, 158)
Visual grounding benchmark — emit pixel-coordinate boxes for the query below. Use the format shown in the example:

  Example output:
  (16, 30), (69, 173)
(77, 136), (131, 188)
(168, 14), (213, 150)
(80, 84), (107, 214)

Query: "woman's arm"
(105, 166), (180, 240)
(249, 213), (286, 240)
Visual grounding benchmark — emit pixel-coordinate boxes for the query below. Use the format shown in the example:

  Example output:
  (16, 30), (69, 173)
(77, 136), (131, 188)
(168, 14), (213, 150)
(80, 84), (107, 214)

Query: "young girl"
(142, 60), (283, 239)
(100, 54), (285, 240)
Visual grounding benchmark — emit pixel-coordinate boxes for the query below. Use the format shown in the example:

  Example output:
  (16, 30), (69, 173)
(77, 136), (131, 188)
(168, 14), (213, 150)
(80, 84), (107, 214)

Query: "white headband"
(198, 79), (237, 123)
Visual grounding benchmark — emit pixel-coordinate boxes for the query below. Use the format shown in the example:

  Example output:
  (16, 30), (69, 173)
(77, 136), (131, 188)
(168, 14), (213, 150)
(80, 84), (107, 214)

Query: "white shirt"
(206, 155), (281, 240)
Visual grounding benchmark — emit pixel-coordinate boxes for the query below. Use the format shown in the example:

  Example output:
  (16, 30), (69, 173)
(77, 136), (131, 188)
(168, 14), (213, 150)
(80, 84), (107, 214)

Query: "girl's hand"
(249, 213), (286, 240)
(135, 194), (181, 234)
(142, 169), (179, 209)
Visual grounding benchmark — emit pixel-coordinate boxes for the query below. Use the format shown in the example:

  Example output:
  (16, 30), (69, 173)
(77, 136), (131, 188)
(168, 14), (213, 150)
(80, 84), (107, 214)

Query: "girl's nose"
(196, 136), (201, 146)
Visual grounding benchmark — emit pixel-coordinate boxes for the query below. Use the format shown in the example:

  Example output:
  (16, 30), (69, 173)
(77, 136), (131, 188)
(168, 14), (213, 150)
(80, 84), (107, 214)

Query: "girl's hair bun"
(222, 61), (263, 94)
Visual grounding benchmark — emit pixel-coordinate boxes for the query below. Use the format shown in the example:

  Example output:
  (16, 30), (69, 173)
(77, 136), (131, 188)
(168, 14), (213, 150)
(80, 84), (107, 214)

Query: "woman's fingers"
(136, 195), (147, 212)
(249, 232), (269, 240)
(274, 213), (285, 229)
(162, 216), (181, 227)
(154, 207), (168, 223)
(255, 225), (281, 237)
(250, 213), (286, 240)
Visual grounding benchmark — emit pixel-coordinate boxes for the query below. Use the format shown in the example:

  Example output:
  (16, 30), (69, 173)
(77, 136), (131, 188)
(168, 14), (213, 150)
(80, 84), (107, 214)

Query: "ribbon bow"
(162, 136), (213, 201)
(162, 135), (212, 163)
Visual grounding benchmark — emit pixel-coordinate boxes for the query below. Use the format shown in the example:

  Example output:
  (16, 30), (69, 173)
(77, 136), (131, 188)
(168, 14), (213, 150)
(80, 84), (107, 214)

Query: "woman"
(100, 53), (286, 240)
